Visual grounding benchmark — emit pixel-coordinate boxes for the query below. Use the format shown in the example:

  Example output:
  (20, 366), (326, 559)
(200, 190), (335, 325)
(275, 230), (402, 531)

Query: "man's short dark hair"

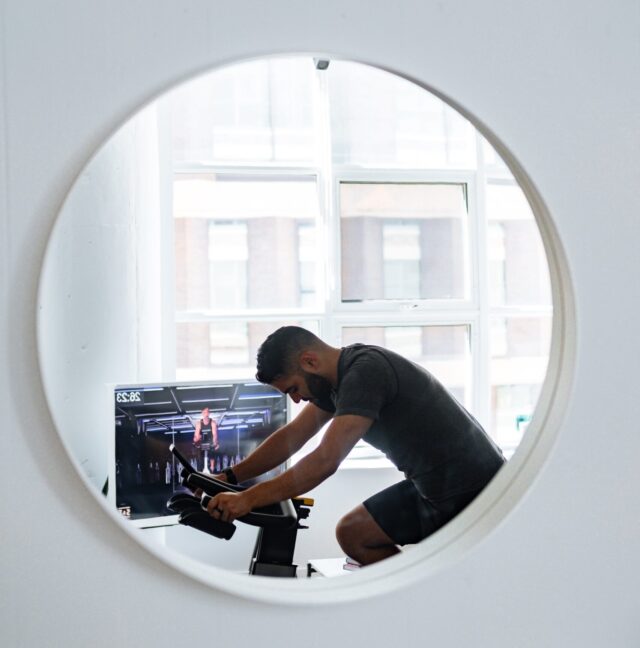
(255, 326), (322, 384)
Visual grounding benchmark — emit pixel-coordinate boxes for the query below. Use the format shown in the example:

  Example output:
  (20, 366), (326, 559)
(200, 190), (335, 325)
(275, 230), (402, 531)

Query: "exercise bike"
(167, 444), (313, 577)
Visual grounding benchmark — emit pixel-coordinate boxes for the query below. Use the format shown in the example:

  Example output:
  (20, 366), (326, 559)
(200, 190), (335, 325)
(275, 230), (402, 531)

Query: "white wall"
(39, 104), (164, 490)
(2, 1), (639, 647)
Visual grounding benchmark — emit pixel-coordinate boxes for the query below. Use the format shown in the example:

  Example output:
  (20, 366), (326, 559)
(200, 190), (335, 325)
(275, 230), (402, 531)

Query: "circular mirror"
(38, 56), (555, 596)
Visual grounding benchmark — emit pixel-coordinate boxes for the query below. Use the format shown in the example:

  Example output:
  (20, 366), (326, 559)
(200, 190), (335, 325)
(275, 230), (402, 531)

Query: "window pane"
(486, 183), (552, 307)
(170, 58), (317, 164)
(176, 320), (320, 381)
(329, 60), (476, 168)
(490, 315), (552, 455)
(340, 183), (469, 301)
(174, 174), (322, 311)
(341, 325), (472, 408)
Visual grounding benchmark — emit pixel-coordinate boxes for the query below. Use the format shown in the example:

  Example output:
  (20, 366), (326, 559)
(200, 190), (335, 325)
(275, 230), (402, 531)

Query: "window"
(174, 173), (322, 313)
(486, 182), (551, 306)
(490, 315), (552, 454)
(329, 61), (476, 168)
(340, 182), (469, 302)
(169, 57), (553, 462)
(171, 59), (317, 164)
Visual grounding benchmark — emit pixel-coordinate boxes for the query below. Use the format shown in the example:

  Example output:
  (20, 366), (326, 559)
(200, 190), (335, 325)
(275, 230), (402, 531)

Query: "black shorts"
(362, 480), (484, 546)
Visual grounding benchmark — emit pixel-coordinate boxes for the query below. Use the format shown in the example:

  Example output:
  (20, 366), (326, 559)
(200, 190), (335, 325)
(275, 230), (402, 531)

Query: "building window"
(382, 222), (421, 299)
(340, 182), (468, 302)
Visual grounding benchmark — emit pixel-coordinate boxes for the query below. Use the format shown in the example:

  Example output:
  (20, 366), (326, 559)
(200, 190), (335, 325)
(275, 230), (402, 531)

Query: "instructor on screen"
(193, 407), (219, 450)
(204, 326), (505, 566)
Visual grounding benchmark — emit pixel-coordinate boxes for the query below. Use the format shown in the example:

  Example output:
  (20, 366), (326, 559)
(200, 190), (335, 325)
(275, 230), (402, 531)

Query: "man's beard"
(301, 371), (334, 403)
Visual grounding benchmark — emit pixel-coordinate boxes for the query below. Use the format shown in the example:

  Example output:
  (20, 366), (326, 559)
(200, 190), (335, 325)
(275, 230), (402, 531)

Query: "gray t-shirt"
(314, 344), (505, 502)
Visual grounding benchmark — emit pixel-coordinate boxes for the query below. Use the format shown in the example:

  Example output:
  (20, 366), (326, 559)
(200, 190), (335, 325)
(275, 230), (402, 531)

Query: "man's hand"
(190, 471), (227, 499)
(205, 491), (254, 523)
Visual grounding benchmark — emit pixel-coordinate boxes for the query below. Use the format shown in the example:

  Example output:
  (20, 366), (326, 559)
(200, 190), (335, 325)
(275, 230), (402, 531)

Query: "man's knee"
(335, 504), (400, 565)
(335, 506), (366, 551)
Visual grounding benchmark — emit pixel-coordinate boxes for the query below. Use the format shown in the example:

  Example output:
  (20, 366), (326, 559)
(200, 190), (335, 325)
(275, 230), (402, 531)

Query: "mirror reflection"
(39, 57), (552, 580)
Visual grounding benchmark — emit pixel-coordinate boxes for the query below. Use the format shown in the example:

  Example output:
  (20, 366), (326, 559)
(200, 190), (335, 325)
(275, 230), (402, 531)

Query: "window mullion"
(314, 64), (341, 346)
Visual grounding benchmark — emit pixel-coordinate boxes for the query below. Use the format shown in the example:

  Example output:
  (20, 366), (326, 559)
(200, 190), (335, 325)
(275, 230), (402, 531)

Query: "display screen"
(113, 381), (288, 522)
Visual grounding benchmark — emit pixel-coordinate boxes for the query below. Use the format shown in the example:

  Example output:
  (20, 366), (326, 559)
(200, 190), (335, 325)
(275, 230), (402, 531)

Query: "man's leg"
(336, 480), (447, 566)
(335, 504), (400, 566)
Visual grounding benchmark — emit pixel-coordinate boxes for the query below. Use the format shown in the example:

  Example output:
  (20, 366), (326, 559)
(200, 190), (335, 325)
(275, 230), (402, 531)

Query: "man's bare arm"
(207, 415), (373, 521)
(230, 403), (332, 483)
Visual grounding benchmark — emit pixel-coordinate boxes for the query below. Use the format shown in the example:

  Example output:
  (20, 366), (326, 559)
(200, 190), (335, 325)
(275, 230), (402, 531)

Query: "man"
(204, 326), (505, 566)
(193, 407), (219, 472)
